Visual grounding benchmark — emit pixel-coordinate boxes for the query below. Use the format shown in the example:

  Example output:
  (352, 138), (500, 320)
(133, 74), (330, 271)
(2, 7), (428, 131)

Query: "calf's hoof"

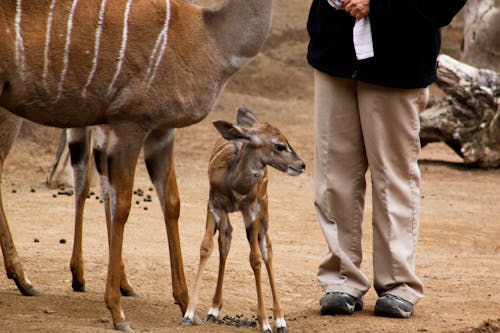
(114, 321), (132, 332)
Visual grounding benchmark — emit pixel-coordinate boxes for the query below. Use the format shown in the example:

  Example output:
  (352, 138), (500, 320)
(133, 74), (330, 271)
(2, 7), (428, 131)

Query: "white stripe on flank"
(82, 0), (108, 98)
(146, 0), (171, 87)
(107, 0), (133, 97)
(14, 0), (26, 81)
(43, 0), (58, 93)
(56, 0), (80, 101)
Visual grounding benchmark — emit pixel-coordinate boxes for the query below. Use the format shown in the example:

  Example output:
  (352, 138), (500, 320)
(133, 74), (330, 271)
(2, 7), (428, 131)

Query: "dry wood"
(420, 55), (500, 168)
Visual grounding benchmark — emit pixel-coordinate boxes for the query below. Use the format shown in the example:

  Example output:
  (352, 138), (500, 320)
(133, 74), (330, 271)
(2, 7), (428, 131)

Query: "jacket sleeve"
(370, 0), (467, 28)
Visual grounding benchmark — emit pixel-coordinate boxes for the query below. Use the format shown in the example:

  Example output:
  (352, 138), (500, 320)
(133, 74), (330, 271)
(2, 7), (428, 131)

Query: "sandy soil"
(1, 1), (499, 333)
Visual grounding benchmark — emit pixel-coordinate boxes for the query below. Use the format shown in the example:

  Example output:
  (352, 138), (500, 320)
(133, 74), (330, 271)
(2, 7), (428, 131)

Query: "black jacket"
(307, 0), (467, 89)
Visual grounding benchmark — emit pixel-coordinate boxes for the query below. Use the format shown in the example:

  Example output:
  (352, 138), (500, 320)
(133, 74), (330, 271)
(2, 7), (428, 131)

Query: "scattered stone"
(216, 314), (257, 328)
(59, 239), (66, 244)
(52, 194), (57, 198)
(43, 309), (55, 314)
(30, 188), (36, 193)
(34, 238), (39, 243)
(11, 189), (17, 194)
(57, 190), (74, 196)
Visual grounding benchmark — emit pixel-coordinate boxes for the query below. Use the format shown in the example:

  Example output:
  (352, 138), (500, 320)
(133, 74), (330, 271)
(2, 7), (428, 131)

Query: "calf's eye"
(274, 143), (286, 152)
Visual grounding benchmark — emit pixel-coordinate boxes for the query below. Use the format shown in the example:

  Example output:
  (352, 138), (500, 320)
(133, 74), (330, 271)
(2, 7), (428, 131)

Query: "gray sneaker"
(374, 294), (414, 318)
(320, 292), (363, 315)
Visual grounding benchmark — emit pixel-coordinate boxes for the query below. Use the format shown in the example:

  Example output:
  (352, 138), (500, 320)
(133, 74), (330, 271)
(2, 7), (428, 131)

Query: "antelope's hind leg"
(0, 109), (38, 296)
(68, 128), (92, 292)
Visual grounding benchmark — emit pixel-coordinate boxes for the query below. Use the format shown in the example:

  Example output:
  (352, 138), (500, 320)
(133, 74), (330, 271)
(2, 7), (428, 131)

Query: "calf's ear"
(236, 107), (259, 128)
(213, 121), (252, 142)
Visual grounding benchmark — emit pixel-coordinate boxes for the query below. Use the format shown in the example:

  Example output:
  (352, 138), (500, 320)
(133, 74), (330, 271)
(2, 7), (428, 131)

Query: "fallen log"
(420, 54), (500, 168)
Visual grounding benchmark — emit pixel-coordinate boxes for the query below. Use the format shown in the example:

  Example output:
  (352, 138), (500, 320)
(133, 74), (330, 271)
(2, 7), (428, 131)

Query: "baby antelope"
(183, 107), (305, 333)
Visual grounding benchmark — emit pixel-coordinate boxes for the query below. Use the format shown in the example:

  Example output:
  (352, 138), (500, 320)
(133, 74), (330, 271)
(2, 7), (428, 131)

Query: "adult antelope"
(183, 107), (305, 333)
(0, 0), (273, 330)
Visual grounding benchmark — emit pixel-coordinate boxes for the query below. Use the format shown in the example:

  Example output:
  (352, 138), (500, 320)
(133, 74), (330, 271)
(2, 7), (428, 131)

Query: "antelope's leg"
(244, 208), (272, 333)
(103, 127), (144, 332)
(47, 130), (71, 187)
(68, 128), (92, 292)
(0, 110), (38, 296)
(93, 128), (137, 297)
(258, 198), (287, 332)
(183, 205), (218, 325)
(261, 232), (287, 332)
(207, 210), (232, 322)
(144, 128), (188, 314)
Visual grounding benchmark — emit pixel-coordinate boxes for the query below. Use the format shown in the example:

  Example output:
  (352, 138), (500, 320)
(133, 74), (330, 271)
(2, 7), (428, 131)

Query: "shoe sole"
(320, 296), (362, 315)
(374, 302), (412, 319)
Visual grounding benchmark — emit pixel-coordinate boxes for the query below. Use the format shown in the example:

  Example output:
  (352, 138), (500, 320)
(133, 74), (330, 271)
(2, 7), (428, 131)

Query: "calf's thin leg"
(183, 206), (218, 325)
(207, 210), (232, 322)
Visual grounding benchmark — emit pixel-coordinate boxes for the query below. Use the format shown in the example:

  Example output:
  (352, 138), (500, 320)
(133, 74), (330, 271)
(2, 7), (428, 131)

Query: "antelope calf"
(183, 107), (305, 333)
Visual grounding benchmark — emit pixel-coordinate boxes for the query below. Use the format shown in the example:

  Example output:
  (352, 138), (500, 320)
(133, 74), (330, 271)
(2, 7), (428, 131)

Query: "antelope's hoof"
(182, 317), (193, 326)
(192, 314), (203, 325)
(120, 287), (140, 297)
(22, 287), (40, 297)
(72, 278), (86, 292)
(205, 314), (217, 323)
(263, 329), (272, 333)
(277, 327), (288, 333)
(183, 314), (202, 326)
(114, 321), (132, 332)
(13, 278), (39, 296)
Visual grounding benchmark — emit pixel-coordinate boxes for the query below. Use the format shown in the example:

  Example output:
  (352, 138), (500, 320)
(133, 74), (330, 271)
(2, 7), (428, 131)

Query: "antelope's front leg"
(93, 128), (137, 297)
(244, 209), (272, 333)
(261, 231), (287, 333)
(207, 209), (232, 323)
(0, 111), (37, 296)
(144, 129), (188, 315)
(183, 205), (219, 325)
(258, 199), (287, 332)
(103, 128), (144, 332)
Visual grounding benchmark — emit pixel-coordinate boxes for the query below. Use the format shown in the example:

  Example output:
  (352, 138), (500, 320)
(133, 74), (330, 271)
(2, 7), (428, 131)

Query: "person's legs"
(358, 82), (427, 315)
(314, 70), (370, 308)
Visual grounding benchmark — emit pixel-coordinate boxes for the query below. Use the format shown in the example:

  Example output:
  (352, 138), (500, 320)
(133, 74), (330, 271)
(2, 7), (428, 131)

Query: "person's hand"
(344, 0), (370, 19)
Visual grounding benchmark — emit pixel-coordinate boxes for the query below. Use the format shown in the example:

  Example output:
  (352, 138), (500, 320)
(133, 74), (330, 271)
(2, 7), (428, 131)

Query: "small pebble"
(34, 238), (40, 243)
(30, 188), (36, 193)
(59, 239), (66, 244)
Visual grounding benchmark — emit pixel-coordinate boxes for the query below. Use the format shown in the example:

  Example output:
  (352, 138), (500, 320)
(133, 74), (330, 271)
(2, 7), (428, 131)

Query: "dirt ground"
(1, 1), (499, 333)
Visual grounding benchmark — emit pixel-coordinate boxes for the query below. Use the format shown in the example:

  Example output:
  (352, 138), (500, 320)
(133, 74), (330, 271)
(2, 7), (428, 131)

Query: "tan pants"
(314, 70), (427, 304)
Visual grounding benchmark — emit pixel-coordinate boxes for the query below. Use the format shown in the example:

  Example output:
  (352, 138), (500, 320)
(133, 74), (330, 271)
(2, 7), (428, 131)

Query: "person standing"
(307, 0), (466, 318)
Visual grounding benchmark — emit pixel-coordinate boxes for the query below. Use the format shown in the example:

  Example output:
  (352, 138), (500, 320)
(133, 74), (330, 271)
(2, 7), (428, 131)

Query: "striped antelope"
(183, 107), (305, 333)
(0, 0), (273, 331)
